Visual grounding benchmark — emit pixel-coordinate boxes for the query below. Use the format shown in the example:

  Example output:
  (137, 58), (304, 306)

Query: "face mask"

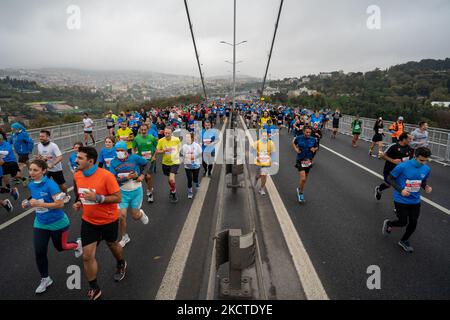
(117, 151), (127, 160)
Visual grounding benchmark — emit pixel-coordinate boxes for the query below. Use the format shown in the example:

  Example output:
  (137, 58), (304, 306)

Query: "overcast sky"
(0, 0), (449, 79)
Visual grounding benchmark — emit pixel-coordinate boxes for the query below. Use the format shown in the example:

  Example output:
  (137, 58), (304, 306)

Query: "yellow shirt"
(157, 136), (181, 166)
(259, 117), (271, 128)
(252, 140), (275, 167)
(116, 127), (134, 150)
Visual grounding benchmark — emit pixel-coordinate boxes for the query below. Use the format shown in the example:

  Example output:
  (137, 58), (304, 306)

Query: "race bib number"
(301, 160), (312, 168)
(164, 147), (176, 155)
(117, 172), (130, 179)
(405, 180), (421, 193)
(35, 199), (48, 214)
(78, 188), (97, 205)
(378, 128), (384, 134)
(354, 125), (360, 130)
(203, 138), (212, 145)
(258, 154), (271, 164)
(141, 151), (152, 160)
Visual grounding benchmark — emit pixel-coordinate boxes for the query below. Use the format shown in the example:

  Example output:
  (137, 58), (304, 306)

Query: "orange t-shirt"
(74, 168), (121, 225)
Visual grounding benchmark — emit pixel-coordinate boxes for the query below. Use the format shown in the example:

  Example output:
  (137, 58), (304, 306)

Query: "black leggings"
(185, 168), (200, 189)
(387, 202), (421, 241)
(33, 226), (77, 278)
(202, 161), (213, 175)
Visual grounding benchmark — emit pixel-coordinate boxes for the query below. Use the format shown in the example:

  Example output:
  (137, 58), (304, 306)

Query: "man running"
(83, 113), (95, 146)
(331, 109), (342, 139)
(351, 115), (363, 147)
(73, 146), (126, 300)
(106, 111), (116, 137)
(382, 147), (432, 253)
(10, 122), (34, 184)
(116, 120), (134, 154)
(411, 121), (429, 149)
(156, 127), (181, 203)
(292, 127), (318, 203)
(132, 123), (158, 203)
(110, 142), (149, 248)
(202, 120), (219, 177)
(252, 130), (277, 196)
(375, 132), (414, 200)
(389, 116), (405, 143)
(0, 134), (20, 200)
(37, 130), (70, 203)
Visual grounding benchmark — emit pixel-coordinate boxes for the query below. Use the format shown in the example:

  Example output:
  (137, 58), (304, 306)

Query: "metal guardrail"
(333, 115), (450, 163)
(26, 118), (109, 153)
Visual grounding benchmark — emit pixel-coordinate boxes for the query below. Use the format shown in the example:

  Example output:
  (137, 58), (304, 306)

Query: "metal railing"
(333, 115), (450, 163)
(27, 118), (109, 153)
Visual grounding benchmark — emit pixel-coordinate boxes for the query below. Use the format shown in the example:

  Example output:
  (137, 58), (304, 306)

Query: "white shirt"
(180, 142), (202, 169)
(38, 142), (63, 172)
(83, 118), (94, 132)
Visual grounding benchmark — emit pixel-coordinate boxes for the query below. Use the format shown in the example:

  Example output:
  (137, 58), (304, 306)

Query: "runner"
(10, 122), (34, 185)
(411, 121), (429, 149)
(252, 130), (276, 196)
(106, 111), (116, 137)
(0, 134), (20, 200)
(98, 137), (116, 173)
(389, 116), (405, 143)
(351, 115), (363, 147)
(331, 109), (342, 139)
(180, 132), (203, 199)
(292, 126), (319, 203)
(37, 130), (70, 203)
(82, 113), (96, 146)
(73, 146), (126, 300)
(375, 132), (414, 200)
(116, 120), (134, 154)
(132, 123), (158, 203)
(369, 117), (385, 157)
(259, 111), (271, 129)
(69, 142), (84, 174)
(202, 120), (219, 177)
(156, 126), (181, 203)
(382, 147), (432, 253)
(110, 142), (149, 248)
(25, 159), (82, 294)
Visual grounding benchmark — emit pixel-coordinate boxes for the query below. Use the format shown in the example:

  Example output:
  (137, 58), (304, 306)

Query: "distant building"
(288, 87), (318, 97)
(300, 77), (310, 83)
(319, 72), (332, 79)
(431, 101), (450, 108)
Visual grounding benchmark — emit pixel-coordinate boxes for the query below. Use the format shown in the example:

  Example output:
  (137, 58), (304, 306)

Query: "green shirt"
(132, 134), (158, 160)
(351, 119), (362, 134)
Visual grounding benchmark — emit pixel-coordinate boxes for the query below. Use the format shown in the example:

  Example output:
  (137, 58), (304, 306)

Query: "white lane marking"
(239, 116), (329, 300)
(156, 123), (226, 300)
(321, 143), (450, 216)
(0, 187), (74, 231)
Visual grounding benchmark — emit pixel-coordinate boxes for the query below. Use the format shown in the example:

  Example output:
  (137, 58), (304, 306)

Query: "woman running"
(24, 159), (82, 294)
(98, 136), (116, 172)
(369, 117), (385, 157)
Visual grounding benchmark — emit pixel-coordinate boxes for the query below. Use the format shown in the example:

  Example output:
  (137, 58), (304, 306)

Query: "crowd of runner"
(0, 98), (434, 299)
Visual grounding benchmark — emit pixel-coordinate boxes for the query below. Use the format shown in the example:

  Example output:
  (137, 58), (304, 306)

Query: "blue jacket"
(10, 123), (33, 155)
(294, 135), (318, 160)
(390, 159), (430, 205)
(0, 141), (17, 163)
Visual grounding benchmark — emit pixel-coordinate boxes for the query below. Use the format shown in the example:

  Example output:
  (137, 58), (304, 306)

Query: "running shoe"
(170, 192), (178, 203)
(139, 210), (149, 225)
(10, 187), (19, 201)
(119, 234), (131, 248)
(375, 186), (382, 201)
(299, 193), (305, 203)
(2, 199), (13, 213)
(195, 182), (200, 189)
(398, 240), (414, 253)
(187, 189), (194, 199)
(113, 261), (127, 282)
(258, 188), (267, 196)
(296, 188), (302, 202)
(87, 288), (102, 300)
(35, 277), (53, 294)
(382, 219), (392, 235)
(147, 192), (154, 204)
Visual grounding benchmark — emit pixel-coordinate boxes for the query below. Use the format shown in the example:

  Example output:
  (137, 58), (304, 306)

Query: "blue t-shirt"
(98, 147), (116, 172)
(110, 154), (148, 186)
(69, 152), (78, 171)
(310, 114), (324, 125)
(202, 128), (220, 153)
(294, 135), (318, 160)
(28, 177), (68, 229)
(390, 159), (430, 205)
